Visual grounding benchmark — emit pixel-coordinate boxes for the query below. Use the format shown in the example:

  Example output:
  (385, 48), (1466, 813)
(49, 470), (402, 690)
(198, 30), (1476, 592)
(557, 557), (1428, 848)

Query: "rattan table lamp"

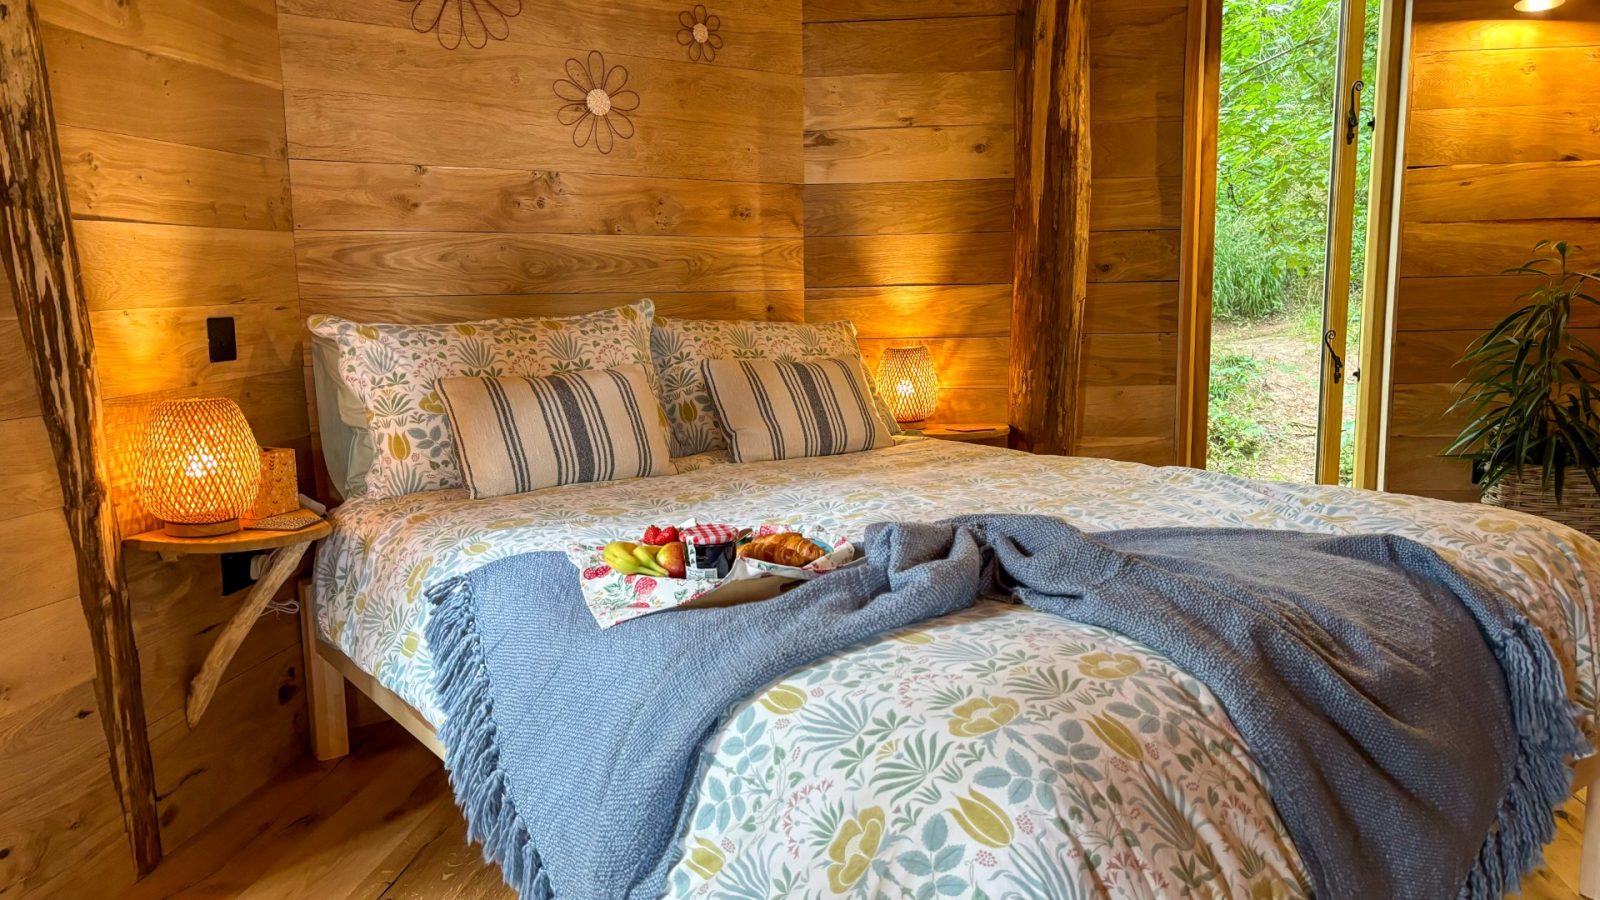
(875, 345), (940, 426)
(138, 398), (262, 537)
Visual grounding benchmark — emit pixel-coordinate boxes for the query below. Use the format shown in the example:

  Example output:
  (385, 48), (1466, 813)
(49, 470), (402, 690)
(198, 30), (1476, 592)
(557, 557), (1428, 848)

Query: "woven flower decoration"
(676, 5), (724, 63)
(553, 51), (639, 154)
(400, 0), (522, 50)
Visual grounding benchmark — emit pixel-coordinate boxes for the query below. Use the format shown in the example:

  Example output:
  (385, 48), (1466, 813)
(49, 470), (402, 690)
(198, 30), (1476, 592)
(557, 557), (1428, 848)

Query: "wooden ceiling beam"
(0, 0), (162, 875)
(1009, 0), (1090, 455)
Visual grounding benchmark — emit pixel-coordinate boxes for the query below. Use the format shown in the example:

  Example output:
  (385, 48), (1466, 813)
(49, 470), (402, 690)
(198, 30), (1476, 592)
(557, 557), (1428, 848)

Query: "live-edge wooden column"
(0, 0), (162, 874)
(1009, 0), (1090, 455)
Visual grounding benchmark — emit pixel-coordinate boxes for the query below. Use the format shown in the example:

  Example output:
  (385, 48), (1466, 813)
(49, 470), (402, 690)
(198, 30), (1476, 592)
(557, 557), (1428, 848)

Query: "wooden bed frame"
(298, 581), (1600, 896)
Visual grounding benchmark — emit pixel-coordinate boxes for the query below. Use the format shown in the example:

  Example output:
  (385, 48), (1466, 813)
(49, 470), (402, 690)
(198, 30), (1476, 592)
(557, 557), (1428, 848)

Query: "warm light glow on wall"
(138, 398), (261, 536)
(1513, 0), (1564, 11)
(875, 345), (940, 424)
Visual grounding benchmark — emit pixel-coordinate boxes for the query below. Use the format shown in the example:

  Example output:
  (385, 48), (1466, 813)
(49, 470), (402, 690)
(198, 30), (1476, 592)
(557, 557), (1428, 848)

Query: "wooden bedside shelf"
(914, 423), (1011, 444)
(125, 516), (331, 558)
(124, 511), (331, 728)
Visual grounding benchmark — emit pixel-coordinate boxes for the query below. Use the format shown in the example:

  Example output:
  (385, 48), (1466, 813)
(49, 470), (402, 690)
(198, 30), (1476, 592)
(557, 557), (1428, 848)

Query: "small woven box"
(251, 447), (299, 519)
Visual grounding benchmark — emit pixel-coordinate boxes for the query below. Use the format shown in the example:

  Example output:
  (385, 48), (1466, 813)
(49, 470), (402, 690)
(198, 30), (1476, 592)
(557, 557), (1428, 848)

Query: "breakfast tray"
(568, 525), (854, 629)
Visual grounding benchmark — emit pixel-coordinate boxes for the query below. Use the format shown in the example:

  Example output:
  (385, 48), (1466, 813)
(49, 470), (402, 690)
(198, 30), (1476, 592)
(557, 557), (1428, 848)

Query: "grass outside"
(1208, 288), (1361, 484)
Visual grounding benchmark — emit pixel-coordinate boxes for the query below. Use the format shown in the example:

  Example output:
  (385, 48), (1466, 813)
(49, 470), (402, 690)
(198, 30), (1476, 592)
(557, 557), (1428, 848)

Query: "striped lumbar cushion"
(438, 366), (672, 499)
(701, 356), (893, 463)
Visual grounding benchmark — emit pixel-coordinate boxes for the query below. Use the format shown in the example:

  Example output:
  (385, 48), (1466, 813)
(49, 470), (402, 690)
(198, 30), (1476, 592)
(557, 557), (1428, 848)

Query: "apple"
(658, 541), (687, 578)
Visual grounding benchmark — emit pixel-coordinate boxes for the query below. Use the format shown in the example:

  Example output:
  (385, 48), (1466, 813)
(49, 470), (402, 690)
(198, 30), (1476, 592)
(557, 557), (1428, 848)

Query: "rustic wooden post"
(0, 0), (162, 874)
(1010, 0), (1090, 455)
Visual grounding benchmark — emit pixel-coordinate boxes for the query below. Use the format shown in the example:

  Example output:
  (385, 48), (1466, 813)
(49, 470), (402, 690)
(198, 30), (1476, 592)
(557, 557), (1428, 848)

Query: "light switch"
(207, 316), (237, 363)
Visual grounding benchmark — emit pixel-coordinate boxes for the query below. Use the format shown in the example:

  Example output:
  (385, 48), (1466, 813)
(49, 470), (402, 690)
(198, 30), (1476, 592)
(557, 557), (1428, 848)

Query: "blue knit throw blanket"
(425, 515), (1585, 899)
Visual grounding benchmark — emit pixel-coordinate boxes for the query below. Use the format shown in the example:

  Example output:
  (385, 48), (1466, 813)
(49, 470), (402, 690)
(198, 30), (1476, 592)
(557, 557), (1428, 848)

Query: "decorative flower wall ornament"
(553, 51), (639, 154)
(676, 5), (724, 63)
(400, 0), (522, 50)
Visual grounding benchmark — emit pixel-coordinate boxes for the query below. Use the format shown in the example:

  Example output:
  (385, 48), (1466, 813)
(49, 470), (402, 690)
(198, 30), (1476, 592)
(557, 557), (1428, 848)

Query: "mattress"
(312, 438), (1600, 896)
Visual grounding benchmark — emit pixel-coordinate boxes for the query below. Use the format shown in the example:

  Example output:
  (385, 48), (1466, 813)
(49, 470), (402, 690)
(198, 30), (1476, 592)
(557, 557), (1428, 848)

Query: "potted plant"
(1447, 241), (1600, 534)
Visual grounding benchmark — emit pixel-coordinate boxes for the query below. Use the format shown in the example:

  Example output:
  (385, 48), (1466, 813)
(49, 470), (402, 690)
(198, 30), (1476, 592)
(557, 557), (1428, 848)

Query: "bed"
(305, 436), (1600, 898)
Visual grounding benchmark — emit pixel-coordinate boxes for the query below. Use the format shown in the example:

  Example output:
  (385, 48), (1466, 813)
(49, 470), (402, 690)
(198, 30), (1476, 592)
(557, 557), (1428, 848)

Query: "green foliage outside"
(1208, 353), (1271, 471)
(1208, 0), (1378, 484)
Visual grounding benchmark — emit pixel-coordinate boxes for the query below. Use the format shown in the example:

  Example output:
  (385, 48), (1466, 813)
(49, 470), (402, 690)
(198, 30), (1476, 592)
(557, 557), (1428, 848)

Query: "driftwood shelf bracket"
(0, 0), (163, 875)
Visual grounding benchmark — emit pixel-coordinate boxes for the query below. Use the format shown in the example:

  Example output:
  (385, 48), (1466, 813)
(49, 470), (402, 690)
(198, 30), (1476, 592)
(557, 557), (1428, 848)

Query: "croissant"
(737, 532), (825, 567)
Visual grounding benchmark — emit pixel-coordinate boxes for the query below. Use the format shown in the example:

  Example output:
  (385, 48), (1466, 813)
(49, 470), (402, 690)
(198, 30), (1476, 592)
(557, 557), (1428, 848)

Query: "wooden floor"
(124, 722), (1590, 899)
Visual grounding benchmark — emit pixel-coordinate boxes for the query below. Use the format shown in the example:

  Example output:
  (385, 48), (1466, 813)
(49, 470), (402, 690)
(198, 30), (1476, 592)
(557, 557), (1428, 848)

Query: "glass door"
(1207, 0), (1379, 486)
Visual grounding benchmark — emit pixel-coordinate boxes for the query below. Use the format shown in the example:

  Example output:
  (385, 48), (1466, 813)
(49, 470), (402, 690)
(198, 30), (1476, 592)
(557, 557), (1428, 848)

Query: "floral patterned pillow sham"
(309, 300), (659, 500)
(650, 318), (900, 458)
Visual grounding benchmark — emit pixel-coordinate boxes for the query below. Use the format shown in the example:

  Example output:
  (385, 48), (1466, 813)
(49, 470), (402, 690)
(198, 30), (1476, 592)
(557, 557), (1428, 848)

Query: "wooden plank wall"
(34, 0), (312, 866)
(278, 0), (805, 338)
(1387, 0), (1600, 500)
(801, 1), (1015, 423)
(0, 280), (137, 898)
(801, 0), (1187, 463)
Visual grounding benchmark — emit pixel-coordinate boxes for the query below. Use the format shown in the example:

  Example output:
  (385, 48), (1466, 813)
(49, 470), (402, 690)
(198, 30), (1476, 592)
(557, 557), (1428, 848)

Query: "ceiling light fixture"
(1514, 0), (1565, 11)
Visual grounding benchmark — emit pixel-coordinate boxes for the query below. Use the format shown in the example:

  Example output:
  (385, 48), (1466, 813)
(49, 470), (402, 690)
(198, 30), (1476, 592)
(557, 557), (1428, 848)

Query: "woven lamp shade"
(875, 345), (940, 424)
(138, 398), (262, 536)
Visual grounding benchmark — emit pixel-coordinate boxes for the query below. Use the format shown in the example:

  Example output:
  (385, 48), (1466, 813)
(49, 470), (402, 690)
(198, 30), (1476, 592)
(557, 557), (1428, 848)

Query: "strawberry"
(642, 525), (663, 545)
(660, 525), (680, 543)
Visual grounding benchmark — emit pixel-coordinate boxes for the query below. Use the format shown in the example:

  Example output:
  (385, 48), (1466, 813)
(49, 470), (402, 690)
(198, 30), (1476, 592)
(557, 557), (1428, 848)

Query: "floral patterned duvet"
(313, 439), (1600, 898)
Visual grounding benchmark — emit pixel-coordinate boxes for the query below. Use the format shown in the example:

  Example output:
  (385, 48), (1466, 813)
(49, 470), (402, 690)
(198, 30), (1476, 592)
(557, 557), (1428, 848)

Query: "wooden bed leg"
(299, 580), (350, 760)
(1580, 756), (1600, 899)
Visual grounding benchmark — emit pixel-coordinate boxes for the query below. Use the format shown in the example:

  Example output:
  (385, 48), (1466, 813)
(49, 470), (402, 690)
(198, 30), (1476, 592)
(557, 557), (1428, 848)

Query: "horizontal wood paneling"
(38, 0), (283, 87)
(41, 24), (286, 159)
(287, 87), (801, 184)
(38, 0), (314, 875)
(1082, 282), (1182, 333)
(802, 7), (1013, 423)
(0, 320), (44, 421)
(1412, 0), (1600, 52)
(1082, 333), (1179, 386)
(803, 16), (1012, 76)
(304, 292), (803, 326)
(1411, 45), (1600, 112)
(1406, 105), (1600, 167)
(0, 417), (65, 522)
(1403, 160), (1600, 223)
(74, 220), (299, 311)
(1088, 229), (1183, 282)
(804, 70), (1012, 131)
(860, 337), (1009, 388)
(804, 123), (1013, 184)
(278, 0), (807, 398)
(804, 284), (1011, 338)
(58, 126), (292, 230)
(280, 0), (804, 75)
(802, 0), (1018, 23)
(1398, 221), (1600, 276)
(804, 232), (1010, 287)
(294, 232), (805, 298)
(804, 180), (1010, 237)
(1394, 275), (1600, 332)
(1388, 0), (1600, 500)
(289, 161), (803, 237)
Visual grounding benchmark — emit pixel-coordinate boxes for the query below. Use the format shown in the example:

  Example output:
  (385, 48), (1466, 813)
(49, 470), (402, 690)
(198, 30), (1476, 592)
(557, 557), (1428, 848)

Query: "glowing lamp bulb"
(1514, 0), (1564, 11)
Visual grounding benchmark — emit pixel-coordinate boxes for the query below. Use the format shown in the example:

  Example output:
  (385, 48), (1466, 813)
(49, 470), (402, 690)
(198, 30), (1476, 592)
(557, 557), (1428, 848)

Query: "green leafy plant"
(1208, 352), (1271, 472)
(1446, 242), (1600, 502)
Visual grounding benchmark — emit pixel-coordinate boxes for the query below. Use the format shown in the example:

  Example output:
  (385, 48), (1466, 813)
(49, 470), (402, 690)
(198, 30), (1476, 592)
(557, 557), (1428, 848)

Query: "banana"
(604, 541), (646, 574)
(630, 545), (668, 576)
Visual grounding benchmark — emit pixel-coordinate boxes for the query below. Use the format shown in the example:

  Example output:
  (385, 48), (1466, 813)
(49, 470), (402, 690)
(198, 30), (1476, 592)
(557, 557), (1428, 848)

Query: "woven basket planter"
(1481, 467), (1600, 539)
